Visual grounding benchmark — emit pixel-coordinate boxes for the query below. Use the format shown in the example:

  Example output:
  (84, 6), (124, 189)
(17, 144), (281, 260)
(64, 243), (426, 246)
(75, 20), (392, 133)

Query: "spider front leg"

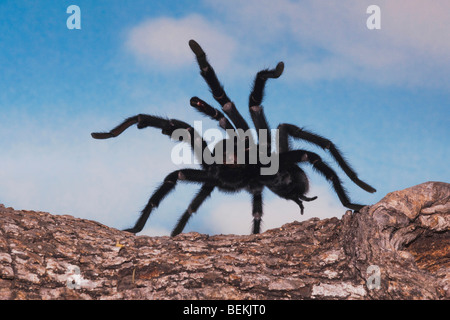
(91, 114), (211, 168)
(190, 97), (234, 131)
(91, 116), (138, 139)
(189, 39), (250, 132)
(91, 114), (195, 139)
(280, 150), (367, 211)
(247, 62), (284, 156)
(124, 169), (215, 234)
(249, 61), (284, 107)
(189, 40), (230, 106)
(171, 184), (215, 236)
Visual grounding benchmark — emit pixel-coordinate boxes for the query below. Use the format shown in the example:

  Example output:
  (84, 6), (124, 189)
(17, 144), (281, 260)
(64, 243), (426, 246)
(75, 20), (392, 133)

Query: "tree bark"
(0, 181), (448, 300)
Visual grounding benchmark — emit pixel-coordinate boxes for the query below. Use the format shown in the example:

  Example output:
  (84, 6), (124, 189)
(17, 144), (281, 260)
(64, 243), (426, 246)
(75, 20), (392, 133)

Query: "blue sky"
(1, 0), (449, 236)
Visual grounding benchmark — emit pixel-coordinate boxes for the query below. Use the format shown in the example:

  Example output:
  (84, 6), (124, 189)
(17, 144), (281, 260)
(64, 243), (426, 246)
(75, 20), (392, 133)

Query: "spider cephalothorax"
(91, 40), (376, 236)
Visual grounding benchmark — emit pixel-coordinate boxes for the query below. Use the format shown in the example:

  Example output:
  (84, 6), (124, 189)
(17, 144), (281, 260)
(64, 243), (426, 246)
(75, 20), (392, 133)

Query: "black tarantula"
(91, 40), (376, 236)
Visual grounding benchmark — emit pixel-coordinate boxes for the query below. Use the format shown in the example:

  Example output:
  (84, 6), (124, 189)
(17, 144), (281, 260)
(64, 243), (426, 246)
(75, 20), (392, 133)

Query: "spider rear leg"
(277, 123), (376, 193)
(281, 150), (367, 211)
(124, 169), (214, 234)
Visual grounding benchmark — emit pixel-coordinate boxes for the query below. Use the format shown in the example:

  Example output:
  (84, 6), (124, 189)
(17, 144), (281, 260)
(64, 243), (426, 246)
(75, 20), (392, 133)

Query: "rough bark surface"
(0, 181), (448, 300)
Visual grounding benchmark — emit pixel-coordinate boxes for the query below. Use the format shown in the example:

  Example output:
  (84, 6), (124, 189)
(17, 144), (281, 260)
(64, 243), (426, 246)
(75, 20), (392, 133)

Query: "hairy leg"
(171, 184), (215, 236)
(190, 97), (234, 131)
(91, 116), (139, 139)
(280, 150), (367, 211)
(189, 39), (231, 107)
(277, 124), (376, 193)
(189, 39), (250, 132)
(124, 169), (215, 234)
(92, 114), (212, 168)
(248, 62), (284, 153)
(249, 62), (284, 107)
(251, 191), (263, 234)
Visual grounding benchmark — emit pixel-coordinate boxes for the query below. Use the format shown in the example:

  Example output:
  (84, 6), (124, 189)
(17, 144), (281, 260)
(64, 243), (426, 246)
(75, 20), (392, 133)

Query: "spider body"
(91, 40), (376, 236)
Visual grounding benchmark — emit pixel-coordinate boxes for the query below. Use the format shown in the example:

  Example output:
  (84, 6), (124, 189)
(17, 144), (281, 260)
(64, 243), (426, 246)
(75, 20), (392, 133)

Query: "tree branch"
(0, 182), (448, 299)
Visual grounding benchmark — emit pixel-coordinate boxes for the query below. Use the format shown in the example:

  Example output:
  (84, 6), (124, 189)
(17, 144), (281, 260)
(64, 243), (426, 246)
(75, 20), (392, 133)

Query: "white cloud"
(381, 0), (450, 61)
(126, 14), (236, 71)
(124, 1), (450, 87)
(204, 0), (450, 87)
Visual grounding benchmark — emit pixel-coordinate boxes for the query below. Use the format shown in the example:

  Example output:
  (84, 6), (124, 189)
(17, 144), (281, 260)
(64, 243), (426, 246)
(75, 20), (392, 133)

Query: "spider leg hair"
(92, 114), (212, 168)
(277, 124), (376, 193)
(249, 61), (284, 107)
(248, 62), (283, 151)
(189, 39), (231, 107)
(221, 101), (250, 132)
(280, 150), (366, 211)
(251, 191), (263, 234)
(139, 115), (212, 167)
(190, 97), (234, 131)
(171, 184), (215, 237)
(189, 39), (250, 133)
(249, 105), (271, 157)
(249, 106), (270, 134)
(124, 169), (215, 234)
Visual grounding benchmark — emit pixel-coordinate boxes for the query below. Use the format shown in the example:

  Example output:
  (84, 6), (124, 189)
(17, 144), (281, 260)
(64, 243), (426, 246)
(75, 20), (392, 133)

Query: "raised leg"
(190, 97), (234, 131)
(249, 105), (271, 158)
(276, 123), (290, 153)
(189, 39), (231, 106)
(280, 150), (367, 211)
(249, 62), (284, 107)
(247, 63), (284, 154)
(171, 184), (215, 236)
(124, 169), (214, 234)
(222, 101), (250, 132)
(189, 39), (250, 132)
(277, 124), (376, 193)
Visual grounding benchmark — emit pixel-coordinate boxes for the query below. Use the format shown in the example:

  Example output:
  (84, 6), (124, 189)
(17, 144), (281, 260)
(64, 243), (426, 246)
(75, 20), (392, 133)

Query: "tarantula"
(91, 40), (376, 236)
